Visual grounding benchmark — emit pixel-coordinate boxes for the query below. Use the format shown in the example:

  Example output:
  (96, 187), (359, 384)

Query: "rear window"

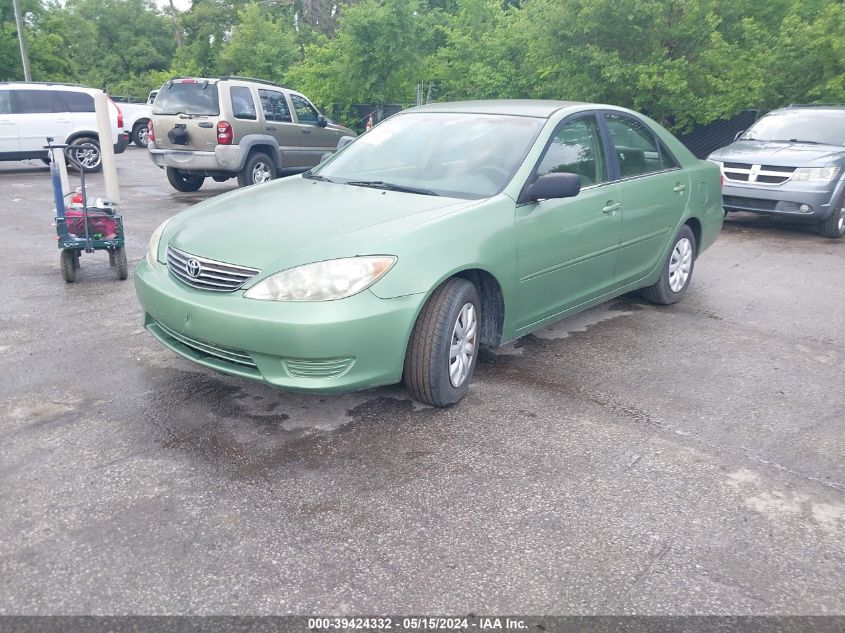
(153, 81), (219, 116)
(0, 90), (10, 115)
(60, 91), (94, 113)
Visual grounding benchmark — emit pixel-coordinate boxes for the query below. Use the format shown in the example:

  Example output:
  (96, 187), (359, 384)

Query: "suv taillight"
(217, 121), (233, 145)
(148, 119), (154, 142)
(109, 98), (124, 129)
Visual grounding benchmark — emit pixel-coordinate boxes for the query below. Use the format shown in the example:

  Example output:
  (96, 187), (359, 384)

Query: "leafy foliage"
(2, 0), (845, 130)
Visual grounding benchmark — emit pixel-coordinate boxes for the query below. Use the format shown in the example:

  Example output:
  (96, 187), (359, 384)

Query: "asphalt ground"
(1, 147), (843, 614)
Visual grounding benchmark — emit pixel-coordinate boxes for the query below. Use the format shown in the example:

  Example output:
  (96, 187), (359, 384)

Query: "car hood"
(166, 176), (477, 273)
(709, 140), (845, 167)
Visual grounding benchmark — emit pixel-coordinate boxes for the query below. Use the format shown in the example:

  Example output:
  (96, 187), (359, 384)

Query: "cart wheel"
(108, 248), (116, 268)
(60, 250), (77, 283)
(114, 246), (128, 280)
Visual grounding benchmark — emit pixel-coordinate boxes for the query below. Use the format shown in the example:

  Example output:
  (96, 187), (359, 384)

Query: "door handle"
(301, 129), (312, 134)
(673, 183), (687, 193)
(602, 202), (622, 214)
(266, 126), (277, 131)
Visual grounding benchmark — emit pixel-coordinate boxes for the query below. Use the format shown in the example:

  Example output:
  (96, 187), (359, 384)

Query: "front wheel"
(641, 225), (697, 305)
(166, 167), (205, 192)
(132, 121), (151, 148)
(819, 195), (845, 238)
(237, 151), (276, 187)
(403, 278), (481, 407)
(60, 249), (77, 283)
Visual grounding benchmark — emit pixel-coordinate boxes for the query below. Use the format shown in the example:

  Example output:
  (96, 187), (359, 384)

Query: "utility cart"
(47, 139), (128, 283)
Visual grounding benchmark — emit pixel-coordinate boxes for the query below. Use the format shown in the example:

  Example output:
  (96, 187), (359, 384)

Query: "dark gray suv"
(708, 105), (845, 238)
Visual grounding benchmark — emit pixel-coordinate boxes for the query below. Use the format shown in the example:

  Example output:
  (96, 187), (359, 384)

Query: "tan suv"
(147, 76), (355, 191)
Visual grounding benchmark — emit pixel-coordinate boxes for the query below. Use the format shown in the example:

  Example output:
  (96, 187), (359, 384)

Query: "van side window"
(290, 94), (319, 125)
(258, 89), (291, 123)
(60, 91), (94, 113)
(604, 113), (678, 177)
(230, 87), (256, 120)
(536, 115), (607, 187)
(14, 90), (62, 114)
(0, 90), (10, 115)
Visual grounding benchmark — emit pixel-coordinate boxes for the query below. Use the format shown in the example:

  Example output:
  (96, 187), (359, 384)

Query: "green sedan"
(135, 100), (723, 406)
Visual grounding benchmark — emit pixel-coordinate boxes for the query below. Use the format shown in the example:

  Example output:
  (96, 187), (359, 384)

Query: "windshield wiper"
(769, 138), (825, 145)
(345, 180), (440, 196)
(303, 172), (334, 183)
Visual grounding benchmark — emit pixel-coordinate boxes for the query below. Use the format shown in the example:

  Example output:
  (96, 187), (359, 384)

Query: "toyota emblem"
(186, 258), (202, 278)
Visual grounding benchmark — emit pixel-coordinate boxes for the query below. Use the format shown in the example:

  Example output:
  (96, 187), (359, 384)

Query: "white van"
(0, 82), (129, 171)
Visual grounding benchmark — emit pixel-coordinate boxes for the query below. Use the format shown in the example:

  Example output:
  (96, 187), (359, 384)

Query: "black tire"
(132, 120), (151, 148)
(819, 194), (845, 238)
(641, 224), (697, 305)
(66, 136), (102, 172)
(237, 151), (276, 187)
(60, 249), (77, 283)
(403, 278), (481, 407)
(114, 246), (128, 280)
(166, 167), (205, 192)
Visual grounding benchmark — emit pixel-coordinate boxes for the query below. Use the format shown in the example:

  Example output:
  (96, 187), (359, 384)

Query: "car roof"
(407, 99), (592, 118)
(0, 81), (94, 93)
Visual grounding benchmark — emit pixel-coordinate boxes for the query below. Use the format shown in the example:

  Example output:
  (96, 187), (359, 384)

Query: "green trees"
(3, 0), (845, 130)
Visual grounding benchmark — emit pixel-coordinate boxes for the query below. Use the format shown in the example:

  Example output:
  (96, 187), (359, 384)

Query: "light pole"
(11, 0), (32, 81)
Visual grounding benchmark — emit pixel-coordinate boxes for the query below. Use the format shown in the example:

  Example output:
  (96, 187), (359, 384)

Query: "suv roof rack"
(0, 80), (87, 88)
(219, 76), (286, 89)
(787, 103), (845, 108)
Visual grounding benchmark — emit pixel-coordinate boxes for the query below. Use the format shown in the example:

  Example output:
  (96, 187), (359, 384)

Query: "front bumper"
(134, 258), (424, 393)
(721, 180), (841, 220)
(148, 144), (244, 172)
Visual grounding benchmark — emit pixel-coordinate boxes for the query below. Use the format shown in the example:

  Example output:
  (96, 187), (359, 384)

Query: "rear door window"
(59, 91), (94, 113)
(289, 94), (319, 125)
(0, 90), (11, 115)
(604, 113), (678, 177)
(230, 87), (257, 120)
(13, 90), (63, 114)
(258, 89), (291, 122)
(153, 82), (219, 116)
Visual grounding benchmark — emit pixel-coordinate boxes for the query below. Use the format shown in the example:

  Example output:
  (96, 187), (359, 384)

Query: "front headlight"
(243, 256), (397, 301)
(145, 218), (171, 266)
(792, 166), (841, 182)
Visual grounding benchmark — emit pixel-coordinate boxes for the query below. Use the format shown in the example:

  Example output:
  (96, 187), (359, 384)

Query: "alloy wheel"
(252, 161), (272, 184)
(669, 237), (693, 293)
(449, 302), (477, 388)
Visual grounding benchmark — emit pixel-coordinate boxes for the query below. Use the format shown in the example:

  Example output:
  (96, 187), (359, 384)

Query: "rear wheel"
(67, 137), (102, 172)
(237, 151), (276, 187)
(166, 167), (205, 192)
(132, 120), (151, 148)
(819, 194), (845, 238)
(403, 278), (481, 407)
(113, 246), (128, 280)
(60, 249), (77, 283)
(641, 225), (697, 305)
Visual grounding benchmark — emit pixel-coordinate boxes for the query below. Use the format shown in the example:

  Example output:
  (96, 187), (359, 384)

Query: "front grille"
(155, 320), (258, 368)
(722, 163), (795, 185)
(167, 245), (259, 292)
(722, 195), (778, 211)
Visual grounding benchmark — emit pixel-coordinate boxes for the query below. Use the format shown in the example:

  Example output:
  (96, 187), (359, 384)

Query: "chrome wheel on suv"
(238, 151), (276, 187)
(67, 137), (102, 172)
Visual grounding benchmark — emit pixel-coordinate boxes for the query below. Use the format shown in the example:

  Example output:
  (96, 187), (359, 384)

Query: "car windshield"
(741, 109), (845, 145)
(152, 81), (219, 116)
(311, 112), (545, 199)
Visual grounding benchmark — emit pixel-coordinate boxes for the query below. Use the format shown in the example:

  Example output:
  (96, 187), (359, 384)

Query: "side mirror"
(337, 135), (355, 151)
(734, 130), (745, 141)
(523, 172), (581, 203)
(317, 115), (328, 128)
